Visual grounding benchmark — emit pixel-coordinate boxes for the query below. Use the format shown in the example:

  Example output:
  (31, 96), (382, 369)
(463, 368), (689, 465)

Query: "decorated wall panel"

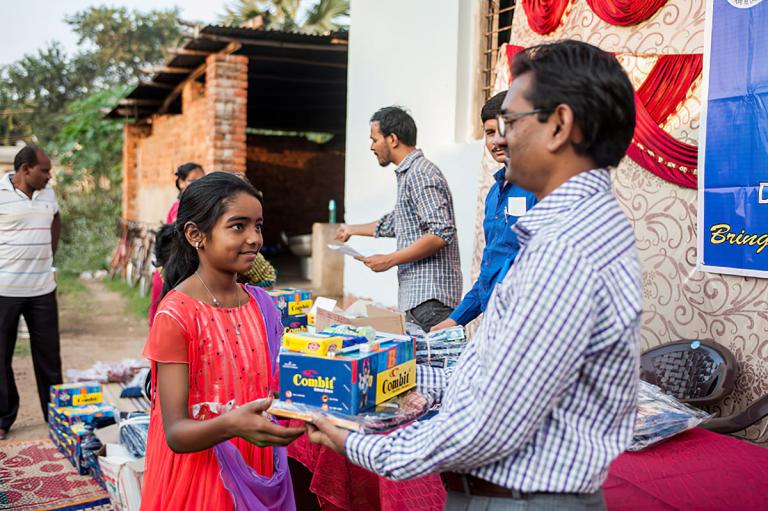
(468, 0), (768, 442)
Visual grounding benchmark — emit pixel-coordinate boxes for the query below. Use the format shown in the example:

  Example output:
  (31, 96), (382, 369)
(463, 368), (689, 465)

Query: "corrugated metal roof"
(107, 25), (348, 133)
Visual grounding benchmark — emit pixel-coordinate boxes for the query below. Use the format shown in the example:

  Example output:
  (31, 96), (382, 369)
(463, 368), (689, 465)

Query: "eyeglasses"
(496, 109), (550, 136)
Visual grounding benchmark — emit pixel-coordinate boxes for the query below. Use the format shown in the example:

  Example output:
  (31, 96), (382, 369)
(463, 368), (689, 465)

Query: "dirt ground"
(6, 279), (148, 441)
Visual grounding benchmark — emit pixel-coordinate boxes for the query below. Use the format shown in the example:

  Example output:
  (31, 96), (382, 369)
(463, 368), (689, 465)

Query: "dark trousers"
(0, 291), (62, 431)
(406, 299), (454, 332)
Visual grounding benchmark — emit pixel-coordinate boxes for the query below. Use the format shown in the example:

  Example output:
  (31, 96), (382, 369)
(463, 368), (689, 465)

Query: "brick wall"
(206, 54), (248, 172)
(122, 54), (248, 223)
(246, 134), (345, 248)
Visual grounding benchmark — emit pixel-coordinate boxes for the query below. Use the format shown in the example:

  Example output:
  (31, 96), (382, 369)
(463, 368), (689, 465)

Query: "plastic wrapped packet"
(415, 327), (468, 368)
(120, 367), (150, 398)
(66, 359), (150, 383)
(628, 381), (712, 451)
(268, 390), (433, 434)
(118, 413), (150, 458)
(322, 324), (377, 343)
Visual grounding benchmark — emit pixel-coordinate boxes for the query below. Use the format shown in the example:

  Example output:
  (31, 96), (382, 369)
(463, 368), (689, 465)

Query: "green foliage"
(49, 86), (128, 186)
(303, 0), (350, 33)
(65, 6), (181, 85)
(0, 7), (181, 146)
(55, 187), (122, 273)
(0, 6), (184, 273)
(220, 0), (349, 34)
(50, 85), (130, 273)
(0, 43), (99, 144)
(57, 270), (88, 297)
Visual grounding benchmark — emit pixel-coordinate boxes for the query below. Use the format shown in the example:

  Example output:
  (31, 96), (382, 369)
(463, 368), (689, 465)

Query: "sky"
(1, 1), (226, 65)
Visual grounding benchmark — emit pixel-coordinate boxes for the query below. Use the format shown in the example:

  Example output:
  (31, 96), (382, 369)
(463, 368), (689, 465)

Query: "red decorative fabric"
(522, 0), (667, 32)
(637, 54), (703, 124)
(605, 428), (768, 509)
(585, 0), (668, 26)
(521, 0), (570, 34)
(505, 44), (525, 77)
(289, 428), (768, 510)
(287, 429), (445, 511)
(504, 44), (699, 188)
(628, 93), (698, 188)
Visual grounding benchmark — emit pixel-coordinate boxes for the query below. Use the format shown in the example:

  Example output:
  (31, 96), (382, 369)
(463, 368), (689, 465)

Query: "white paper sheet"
(326, 243), (369, 258)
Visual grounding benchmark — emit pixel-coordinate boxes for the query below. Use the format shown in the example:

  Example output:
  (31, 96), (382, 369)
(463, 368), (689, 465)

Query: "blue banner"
(699, 0), (768, 278)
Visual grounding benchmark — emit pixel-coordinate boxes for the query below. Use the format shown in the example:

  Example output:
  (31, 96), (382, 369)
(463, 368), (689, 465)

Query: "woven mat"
(0, 439), (112, 511)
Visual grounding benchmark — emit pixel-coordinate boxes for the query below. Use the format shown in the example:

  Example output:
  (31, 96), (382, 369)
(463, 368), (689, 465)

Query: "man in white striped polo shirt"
(0, 145), (62, 440)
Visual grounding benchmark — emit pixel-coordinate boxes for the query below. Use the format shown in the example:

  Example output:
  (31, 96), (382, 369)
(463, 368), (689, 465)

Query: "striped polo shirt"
(0, 171), (58, 297)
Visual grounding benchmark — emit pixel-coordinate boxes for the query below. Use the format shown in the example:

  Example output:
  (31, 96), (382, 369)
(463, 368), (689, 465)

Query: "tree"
(65, 6), (182, 85)
(50, 86), (128, 187)
(0, 43), (98, 144)
(0, 6), (185, 272)
(0, 7), (182, 146)
(220, 0), (349, 34)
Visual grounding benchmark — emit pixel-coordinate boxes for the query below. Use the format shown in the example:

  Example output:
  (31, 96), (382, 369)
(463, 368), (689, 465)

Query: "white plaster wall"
(344, 0), (483, 308)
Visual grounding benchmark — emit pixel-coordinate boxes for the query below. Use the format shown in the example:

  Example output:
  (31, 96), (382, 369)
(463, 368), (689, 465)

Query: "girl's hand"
(227, 398), (306, 447)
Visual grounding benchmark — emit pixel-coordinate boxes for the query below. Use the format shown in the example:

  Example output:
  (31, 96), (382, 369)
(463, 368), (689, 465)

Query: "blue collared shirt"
(346, 169), (642, 493)
(449, 168), (537, 325)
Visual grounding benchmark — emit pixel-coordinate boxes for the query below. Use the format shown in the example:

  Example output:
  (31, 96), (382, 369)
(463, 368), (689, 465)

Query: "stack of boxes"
(279, 332), (416, 415)
(48, 382), (116, 475)
(267, 288), (313, 333)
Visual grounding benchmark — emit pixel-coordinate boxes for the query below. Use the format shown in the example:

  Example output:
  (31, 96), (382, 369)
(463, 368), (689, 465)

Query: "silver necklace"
(195, 271), (242, 335)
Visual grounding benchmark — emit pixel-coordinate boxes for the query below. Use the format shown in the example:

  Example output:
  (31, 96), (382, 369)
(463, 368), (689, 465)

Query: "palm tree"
(219, 0), (349, 34)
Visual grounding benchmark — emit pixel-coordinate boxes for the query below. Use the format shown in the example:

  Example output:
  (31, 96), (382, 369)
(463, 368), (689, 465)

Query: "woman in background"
(149, 163), (205, 326)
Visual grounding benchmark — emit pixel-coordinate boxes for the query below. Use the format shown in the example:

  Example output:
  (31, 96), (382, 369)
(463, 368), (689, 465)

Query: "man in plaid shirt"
(336, 107), (462, 331)
(314, 40), (641, 510)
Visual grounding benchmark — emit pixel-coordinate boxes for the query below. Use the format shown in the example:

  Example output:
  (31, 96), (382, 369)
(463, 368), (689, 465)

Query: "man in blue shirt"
(432, 92), (537, 331)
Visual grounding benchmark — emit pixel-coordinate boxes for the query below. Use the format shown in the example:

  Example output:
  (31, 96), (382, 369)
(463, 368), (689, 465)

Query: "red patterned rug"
(0, 440), (112, 511)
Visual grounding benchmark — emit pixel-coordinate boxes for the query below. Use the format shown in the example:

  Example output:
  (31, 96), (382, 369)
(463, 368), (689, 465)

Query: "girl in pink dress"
(141, 172), (304, 510)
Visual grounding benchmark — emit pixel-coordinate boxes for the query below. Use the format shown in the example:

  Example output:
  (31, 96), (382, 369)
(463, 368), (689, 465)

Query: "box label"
(375, 360), (416, 403)
(288, 299), (313, 316)
(73, 392), (102, 406)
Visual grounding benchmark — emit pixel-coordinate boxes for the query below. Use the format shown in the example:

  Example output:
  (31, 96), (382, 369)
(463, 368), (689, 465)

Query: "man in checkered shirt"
(314, 40), (641, 510)
(336, 107), (462, 331)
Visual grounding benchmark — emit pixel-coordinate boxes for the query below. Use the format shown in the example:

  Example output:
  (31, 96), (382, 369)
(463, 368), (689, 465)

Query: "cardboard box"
(283, 332), (345, 357)
(50, 382), (102, 407)
(99, 444), (145, 511)
(314, 298), (406, 334)
(266, 288), (313, 317)
(278, 337), (416, 414)
(281, 314), (308, 333)
(51, 403), (116, 427)
(282, 331), (368, 357)
(48, 421), (92, 474)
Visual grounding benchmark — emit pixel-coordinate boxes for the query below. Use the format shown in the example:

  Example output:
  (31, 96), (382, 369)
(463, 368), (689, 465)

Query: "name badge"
(506, 197), (527, 217)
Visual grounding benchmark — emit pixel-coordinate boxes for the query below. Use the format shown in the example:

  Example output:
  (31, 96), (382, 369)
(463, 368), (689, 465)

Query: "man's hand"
(357, 254), (396, 272)
(306, 414), (350, 456)
(431, 317), (458, 332)
(335, 224), (352, 242)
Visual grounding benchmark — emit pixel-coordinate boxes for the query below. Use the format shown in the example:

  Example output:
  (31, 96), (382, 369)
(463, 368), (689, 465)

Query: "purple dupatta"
(212, 285), (296, 511)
